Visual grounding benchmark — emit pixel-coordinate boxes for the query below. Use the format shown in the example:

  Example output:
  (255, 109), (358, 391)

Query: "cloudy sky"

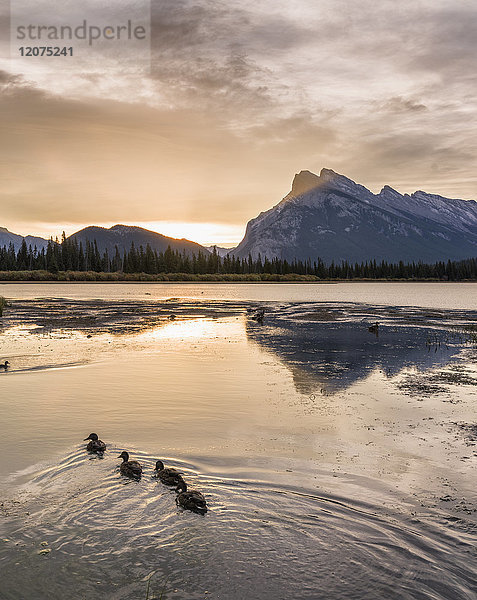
(1, 0), (477, 245)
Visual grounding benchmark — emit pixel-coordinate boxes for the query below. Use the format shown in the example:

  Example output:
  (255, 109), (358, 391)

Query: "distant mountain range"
(0, 225), (209, 256)
(69, 225), (208, 256)
(233, 169), (477, 264)
(205, 245), (234, 257)
(0, 227), (49, 251)
(3, 169), (477, 264)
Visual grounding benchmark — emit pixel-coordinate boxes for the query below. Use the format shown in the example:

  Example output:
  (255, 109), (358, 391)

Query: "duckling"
(118, 451), (142, 479)
(0, 361), (10, 370)
(175, 476), (207, 513)
(368, 322), (379, 334)
(83, 432), (106, 453)
(154, 460), (183, 486)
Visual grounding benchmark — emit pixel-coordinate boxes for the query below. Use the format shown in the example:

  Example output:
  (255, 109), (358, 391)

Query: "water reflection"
(138, 318), (225, 342)
(1, 297), (477, 599)
(0, 299), (244, 373)
(246, 306), (475, 394)
(2, 297), (475, 393)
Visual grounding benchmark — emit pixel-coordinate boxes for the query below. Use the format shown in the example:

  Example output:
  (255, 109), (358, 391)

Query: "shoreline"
(1, 279), (476, 284)
(0, 271), (477, 284)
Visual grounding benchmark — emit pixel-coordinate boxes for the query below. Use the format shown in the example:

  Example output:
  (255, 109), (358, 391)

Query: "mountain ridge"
(3, 169), (477, 264)
(0, 224), (210, 256)
(68, 224), (209, 256)
(232, 169), (477, 264)
(0, 227), (49, 252)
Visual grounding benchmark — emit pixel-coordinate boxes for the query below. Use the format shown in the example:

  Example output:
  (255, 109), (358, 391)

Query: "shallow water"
(1, 449), (476, 600)
(0, 284), (476, 599)
(1, 281), (477, 309)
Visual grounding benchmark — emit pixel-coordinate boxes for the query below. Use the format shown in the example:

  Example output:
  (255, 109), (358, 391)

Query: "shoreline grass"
(0, 270), (476, 283)
(0, 270), (318, 282)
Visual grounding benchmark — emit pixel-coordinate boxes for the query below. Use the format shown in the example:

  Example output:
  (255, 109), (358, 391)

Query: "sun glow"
(138, 318), (244, 342)
(139, 221), (243, 247)
(10, 220), (244, 248)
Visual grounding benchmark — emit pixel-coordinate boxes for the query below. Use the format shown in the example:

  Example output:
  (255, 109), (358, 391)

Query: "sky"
(1, 0), (477, 246)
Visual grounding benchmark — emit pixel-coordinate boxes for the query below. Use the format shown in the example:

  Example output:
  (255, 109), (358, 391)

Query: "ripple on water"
(0, 447), (476, 600)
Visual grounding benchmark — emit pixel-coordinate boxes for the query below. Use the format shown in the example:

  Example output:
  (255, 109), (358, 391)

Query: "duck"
(118, 451), (142, 479)
(154, 460), (183, 486)
(368, 322), (379, 334)
(83, 432), (106, 453)
(175, 476), (207, 513)
(0, 361), (10, 370)
(251, 308), (265, 323)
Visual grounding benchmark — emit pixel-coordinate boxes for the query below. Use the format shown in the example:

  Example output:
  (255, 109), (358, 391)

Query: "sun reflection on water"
(137, 316), (244, 342)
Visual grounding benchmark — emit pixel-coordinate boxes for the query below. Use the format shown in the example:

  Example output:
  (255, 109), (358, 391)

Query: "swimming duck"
(368, 322), (379, 334)
(118, 451), (142, 479)
(251, 308), (265, 323)
(154, 460), (183, 486)
(175, 476), (207, 513)
(0, 361), (10, 370)
(83, 432), (106, 453)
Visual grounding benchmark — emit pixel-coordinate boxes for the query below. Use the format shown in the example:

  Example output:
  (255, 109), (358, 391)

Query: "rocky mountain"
(68, 224), (209, 256)
(232, 169), (477, 264)
(0, 227), (49, 251)
(205, 245), (234, 257)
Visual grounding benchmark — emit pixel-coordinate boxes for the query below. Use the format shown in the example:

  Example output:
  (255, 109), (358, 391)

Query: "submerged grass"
(448, 324), (477, 346)
(0, 296), (7, 316)
(145, 573), (169, 600)
(424, 324), (477, 349)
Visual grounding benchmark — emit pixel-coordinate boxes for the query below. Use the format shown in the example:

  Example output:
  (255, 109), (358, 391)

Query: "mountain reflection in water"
(0, 294), (476, 600)
(246, 303), (476, 394)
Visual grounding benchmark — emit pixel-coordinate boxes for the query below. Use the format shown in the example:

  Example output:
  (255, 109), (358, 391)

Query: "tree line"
(1, 234), (477, 280)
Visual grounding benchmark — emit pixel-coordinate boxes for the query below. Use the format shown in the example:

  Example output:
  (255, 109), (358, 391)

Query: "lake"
(1, 281), (477, 308)
(0, 283), (476, 600)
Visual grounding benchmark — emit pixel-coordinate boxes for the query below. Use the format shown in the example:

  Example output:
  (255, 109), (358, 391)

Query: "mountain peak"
(69, 224), (209, 256)
(233, 168), (477, 264)
(319, 167), (339, 180)
(319, 167), (360, 190)
(291, 168), (362, 199)
(110, 224), (137, 231)
(291, 170), (321, 197)
(379, 185), (403, 198)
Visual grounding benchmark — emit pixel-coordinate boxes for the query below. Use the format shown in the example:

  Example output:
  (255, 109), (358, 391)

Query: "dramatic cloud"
(1, 0), (477, 243)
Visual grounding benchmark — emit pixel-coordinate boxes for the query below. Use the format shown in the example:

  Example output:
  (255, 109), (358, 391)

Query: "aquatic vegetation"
(0, 296), (7, 317)
(397, 375), (449, 397)
(145, 574), (152, 600)
(145, 573), (169, 600)
(457, 324), (477, 345)
(437, 324), (477, 348)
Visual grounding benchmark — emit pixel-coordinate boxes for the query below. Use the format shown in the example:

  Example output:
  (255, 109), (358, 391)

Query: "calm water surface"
(0, 284), (476, 599)
(1, 281), (477, 309)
